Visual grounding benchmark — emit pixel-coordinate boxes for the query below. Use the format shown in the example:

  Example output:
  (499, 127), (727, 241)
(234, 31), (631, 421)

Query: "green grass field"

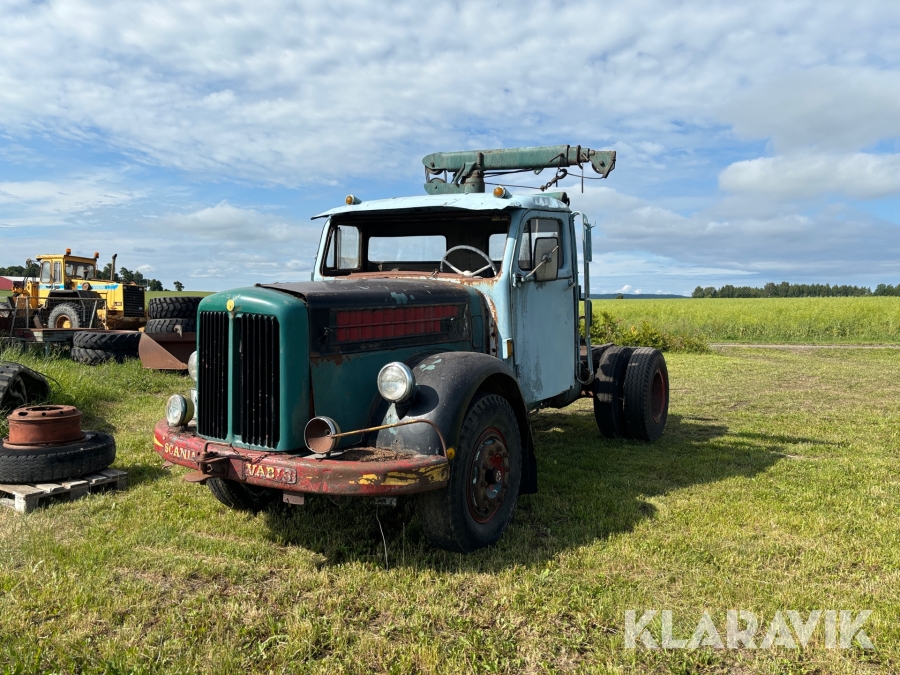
(1, 346), (898, 673)
(592, 297), (900, 345)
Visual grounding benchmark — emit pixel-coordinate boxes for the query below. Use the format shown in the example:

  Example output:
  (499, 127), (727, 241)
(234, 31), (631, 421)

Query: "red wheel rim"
(650, 368), (667, 423)
(466, 427), (510, 523)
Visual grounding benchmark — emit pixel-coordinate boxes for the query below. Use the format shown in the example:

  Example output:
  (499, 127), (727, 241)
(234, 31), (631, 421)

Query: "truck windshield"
(321, 213), (510, 278)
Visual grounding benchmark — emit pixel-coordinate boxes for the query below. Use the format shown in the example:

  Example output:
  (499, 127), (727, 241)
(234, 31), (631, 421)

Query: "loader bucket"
(138, 332), (196, 371)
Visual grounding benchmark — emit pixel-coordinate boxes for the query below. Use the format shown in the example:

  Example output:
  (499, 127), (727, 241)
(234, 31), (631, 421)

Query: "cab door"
(509, 213), (577, 406)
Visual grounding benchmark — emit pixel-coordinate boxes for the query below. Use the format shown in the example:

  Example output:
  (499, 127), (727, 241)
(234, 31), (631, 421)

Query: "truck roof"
(312, 192), (571, 220)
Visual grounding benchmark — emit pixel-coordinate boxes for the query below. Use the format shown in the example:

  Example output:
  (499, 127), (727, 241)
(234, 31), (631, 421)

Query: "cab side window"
(323, 224), (361, 272)
(518, 218), (562, 271)
(40, 262), (51, 283)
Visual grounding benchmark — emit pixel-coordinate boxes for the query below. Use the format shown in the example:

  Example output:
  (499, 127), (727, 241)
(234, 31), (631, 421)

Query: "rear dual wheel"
(592, 346), (669, 441)
(418, 393), (522, 553)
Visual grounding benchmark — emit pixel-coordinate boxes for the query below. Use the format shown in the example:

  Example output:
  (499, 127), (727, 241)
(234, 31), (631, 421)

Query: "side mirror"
(533, 237), (559, 282)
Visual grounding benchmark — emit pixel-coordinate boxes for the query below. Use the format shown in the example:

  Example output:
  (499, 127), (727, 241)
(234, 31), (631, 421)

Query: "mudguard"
(367, 351), (538, 494)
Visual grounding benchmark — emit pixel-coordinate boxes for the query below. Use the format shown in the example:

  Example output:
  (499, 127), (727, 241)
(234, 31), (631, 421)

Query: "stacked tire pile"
(145, 296), (201, 335)
(72, 331), (141, 365)
(592, 346), (669, 442)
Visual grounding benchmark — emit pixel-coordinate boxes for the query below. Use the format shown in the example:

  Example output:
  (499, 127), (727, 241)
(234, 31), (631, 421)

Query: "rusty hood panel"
(261, 279), (472, 310)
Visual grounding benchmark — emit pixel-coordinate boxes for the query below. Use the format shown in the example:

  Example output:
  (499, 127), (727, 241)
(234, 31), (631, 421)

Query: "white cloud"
(722, 66), (900, 153)
(152, 201), (309, 243)
(719, 153), (900, 200)
(1, 1), (898, 185)
(566, 184), (900, 279)
(0, 177), (140, 225)
(1, 1), (899, 292)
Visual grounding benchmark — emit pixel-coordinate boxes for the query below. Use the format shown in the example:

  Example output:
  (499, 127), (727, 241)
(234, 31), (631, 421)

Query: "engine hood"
(261, 279), (472, 309)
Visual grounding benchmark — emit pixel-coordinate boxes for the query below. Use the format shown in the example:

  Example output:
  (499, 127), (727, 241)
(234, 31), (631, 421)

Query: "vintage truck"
(153, 145), (669, 552)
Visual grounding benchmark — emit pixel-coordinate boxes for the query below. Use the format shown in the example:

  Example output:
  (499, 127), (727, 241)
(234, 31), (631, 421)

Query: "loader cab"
(36, 252), (99, 292)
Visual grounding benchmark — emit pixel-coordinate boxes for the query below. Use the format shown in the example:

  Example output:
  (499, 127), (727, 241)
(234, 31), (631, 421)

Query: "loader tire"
(47, 303), (82, 330)
(71, 347), (131, 365)
(592, 346), (633, 439)
(73, 330), (141, 354)
(0, 432), (116, 483)
(622, 348), (669, 441)
(144, 318), (196, 334)
(147, 296), (203, 320)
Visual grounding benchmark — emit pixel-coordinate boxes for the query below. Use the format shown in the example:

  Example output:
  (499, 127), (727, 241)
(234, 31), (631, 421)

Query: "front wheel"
(417, 393), (522, 553)
(206, 477), (279, 511)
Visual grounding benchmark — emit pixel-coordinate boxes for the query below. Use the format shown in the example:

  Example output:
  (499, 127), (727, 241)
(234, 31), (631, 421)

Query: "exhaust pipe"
(303, 415), (451, 458)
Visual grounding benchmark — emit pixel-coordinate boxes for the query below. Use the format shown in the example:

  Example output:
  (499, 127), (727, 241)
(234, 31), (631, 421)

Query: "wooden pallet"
(0, 468), (127, 514)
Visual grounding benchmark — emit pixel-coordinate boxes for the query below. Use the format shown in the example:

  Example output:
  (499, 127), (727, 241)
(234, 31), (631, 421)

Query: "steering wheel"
(439, 245), (498, 277)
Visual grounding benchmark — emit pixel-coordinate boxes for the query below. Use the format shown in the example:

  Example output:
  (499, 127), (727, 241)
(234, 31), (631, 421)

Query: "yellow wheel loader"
(3, 251), (146, 330)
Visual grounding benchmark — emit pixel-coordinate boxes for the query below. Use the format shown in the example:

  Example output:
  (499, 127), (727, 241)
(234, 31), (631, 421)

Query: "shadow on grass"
(260, 411), (820, 570)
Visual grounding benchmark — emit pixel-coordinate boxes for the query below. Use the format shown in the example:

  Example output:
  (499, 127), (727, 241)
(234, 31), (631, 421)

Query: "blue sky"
(1, 0), (898, 295)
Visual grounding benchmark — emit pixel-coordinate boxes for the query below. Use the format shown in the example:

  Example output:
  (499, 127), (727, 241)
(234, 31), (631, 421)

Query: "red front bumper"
(153, 420), (449, 496)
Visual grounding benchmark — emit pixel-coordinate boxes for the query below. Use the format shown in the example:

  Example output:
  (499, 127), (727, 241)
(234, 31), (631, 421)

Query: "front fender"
(367, 351), (537, 493)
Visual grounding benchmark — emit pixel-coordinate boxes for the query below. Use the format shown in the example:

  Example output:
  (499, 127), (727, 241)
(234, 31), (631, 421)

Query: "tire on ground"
(0, 432), (116, 483)
(622, 347), (669, 442)
(147, 296), (203, 320)
(591, 346), (633, 438)
(417, 393), (522, 553)
(47, 303), (82, 330)
(71, 346), (131, 365)
(73, 330), (141, 353)
(144, 317), (197, 334)
(206, 477), (279, 511)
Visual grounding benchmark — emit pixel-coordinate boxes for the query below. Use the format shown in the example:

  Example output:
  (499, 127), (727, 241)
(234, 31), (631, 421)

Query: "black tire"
(144, 318), (196, 334)
(73, 331), (141, 353)
(71, 347), (131, 365)
(592, 346), (633, 438)
(206, 477), (279, 511)
(147, 296), (202, 320)
(0, 432), (116, 483)
(47, 303), (82, 330)
(417, 393), (522, 553)
(0, 363), (51, 411)
(623, 348), (669, 441)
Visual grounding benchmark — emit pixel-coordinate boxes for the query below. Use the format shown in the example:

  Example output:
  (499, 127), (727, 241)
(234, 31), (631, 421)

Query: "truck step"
(0, 468), (128, 514)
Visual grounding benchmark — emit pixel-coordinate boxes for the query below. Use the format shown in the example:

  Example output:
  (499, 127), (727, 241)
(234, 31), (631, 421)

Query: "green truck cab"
(153, 145), (669, 552)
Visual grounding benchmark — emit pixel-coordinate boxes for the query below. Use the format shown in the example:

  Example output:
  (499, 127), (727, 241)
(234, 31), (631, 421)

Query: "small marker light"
(65, 248), (71, 255)
(345, 195), (361, 205)
(492, 186), (510, 198)
(94, 252), (99, 258)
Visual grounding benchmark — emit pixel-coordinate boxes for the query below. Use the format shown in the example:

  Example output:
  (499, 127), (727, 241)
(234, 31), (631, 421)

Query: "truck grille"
(123, 285), (146, 317)
(235, 314), (280, 448)
(196, 310), (281, 449)
(197, 311), (229, 440)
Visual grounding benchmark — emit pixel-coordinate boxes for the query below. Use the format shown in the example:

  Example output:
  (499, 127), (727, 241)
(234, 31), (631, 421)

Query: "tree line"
(693, 282), (900, 298)
(0, 263), (183, 292)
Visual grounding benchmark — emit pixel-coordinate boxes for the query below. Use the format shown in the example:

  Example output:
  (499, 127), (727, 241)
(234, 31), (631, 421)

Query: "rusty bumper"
(153, 420), (449, 496)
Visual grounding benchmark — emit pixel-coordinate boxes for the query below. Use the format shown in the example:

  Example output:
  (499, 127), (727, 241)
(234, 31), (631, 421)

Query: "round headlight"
(377, 362), (416, 403)
(187, 351), (198, 382)
(166, 394), (194, 427)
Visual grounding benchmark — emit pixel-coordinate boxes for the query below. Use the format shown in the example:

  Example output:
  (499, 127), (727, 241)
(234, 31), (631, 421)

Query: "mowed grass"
(1, 346), (899, 674)
(592, 297), (900, 344)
